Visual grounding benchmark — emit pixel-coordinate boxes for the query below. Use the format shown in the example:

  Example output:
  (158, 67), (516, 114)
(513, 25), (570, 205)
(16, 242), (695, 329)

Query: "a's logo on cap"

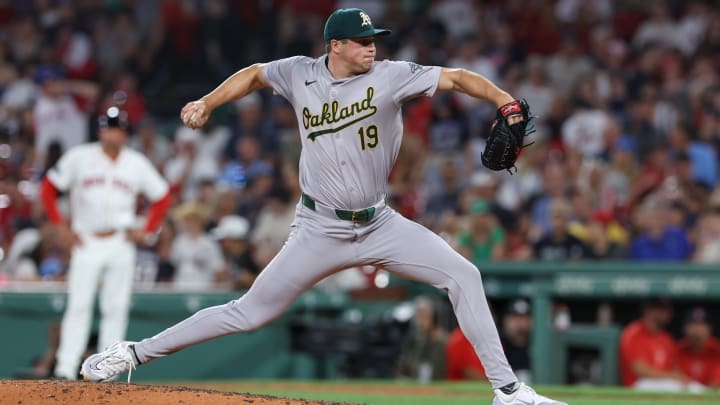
(359, 11), (372, 27)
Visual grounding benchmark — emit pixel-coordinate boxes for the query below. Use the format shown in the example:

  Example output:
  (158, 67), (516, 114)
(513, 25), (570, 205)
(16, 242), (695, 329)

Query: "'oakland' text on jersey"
(263, 56), (440, 210)
(302, 86), (377, 141)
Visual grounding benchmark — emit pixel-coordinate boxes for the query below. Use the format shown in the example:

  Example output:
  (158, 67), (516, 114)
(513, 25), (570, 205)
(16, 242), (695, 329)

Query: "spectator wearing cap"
(677, 307), (720, 389)
(31, 64), (99, 165)
(619, 298), (687, 390)
(169, 202), (225, 290)
(446, 299), (532, 382)
(457, 199), (506, 263)
(501, 299), (533, 382)
(211, 215), (260, 290)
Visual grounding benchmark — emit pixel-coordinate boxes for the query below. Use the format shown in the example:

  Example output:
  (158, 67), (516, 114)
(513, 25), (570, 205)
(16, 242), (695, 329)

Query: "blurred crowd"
(1, 0), (720, 287)
(396, 297), (534, 384)
(395, 296), (720, 391)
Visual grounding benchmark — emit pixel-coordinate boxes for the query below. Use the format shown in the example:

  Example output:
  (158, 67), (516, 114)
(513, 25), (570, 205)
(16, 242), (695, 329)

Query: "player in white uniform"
(80, 9), (565, 405)
(39, 106), (171, 380)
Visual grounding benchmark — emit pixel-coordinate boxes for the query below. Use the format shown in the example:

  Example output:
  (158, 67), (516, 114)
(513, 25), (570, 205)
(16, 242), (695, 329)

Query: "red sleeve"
(169, 182), (183, 197)
(446, 330), (464, 380)
(446, 328), (485, 381)
(710, 361), (720, 388)
(619, 324), (641, 387)
(664, 335), (680, 372)
(676, 344), (693, 382)
(39, 177), (65, 224)
(143, 191), (171, 233)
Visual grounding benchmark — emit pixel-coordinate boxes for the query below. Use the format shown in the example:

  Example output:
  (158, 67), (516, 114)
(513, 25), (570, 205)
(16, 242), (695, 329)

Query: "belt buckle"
(352, 210), (369, 222)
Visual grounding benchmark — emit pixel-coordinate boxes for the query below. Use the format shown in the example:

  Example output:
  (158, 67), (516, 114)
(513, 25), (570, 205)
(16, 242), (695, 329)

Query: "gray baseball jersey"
(263, 56), (440, 210)
(132, 56), (517, 389)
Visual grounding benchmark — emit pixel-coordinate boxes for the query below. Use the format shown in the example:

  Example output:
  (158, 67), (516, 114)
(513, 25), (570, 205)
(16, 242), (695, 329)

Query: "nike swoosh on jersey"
(305, 80), (317, 86)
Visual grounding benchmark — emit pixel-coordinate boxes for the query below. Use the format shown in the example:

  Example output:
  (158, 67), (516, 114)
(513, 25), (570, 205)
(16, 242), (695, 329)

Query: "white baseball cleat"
(493, 382), (567, 405)
(80, 341), (138, 383)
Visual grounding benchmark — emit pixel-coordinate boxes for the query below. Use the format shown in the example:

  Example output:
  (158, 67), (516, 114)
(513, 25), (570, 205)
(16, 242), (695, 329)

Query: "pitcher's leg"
(54, 246), (103, 379)
(134, 225), (352, 364)
(367, 212), (516, 388)
(98, 240), (136, 354)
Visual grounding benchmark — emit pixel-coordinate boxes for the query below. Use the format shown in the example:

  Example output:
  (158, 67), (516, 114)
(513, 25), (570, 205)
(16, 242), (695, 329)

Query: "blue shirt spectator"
(688, 142), (717, 188)
(629, 226), (692, 261)
(669, 125), (717, 188)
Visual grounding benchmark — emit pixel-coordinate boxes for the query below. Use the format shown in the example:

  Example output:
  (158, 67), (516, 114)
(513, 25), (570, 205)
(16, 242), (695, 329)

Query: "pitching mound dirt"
(0, 380), (347, 404)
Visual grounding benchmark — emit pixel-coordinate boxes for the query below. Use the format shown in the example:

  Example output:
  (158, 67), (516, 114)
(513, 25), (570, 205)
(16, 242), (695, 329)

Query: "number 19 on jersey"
(358, 124), (379, 150)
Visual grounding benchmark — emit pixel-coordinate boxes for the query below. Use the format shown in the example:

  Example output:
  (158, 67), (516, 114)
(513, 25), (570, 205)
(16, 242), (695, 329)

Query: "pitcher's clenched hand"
(180, 100), (210, 129)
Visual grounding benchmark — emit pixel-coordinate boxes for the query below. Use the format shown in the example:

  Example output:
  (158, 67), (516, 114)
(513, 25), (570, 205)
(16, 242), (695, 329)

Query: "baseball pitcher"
(80, 9), (562, 405)
(39, 106), (171, 380)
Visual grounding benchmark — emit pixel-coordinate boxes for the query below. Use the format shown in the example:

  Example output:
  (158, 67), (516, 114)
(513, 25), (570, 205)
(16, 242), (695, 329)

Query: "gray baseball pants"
(133, 204), (517, 388)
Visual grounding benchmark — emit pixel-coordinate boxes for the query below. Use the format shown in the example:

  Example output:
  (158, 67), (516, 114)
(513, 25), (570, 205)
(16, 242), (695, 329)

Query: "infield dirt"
(0, 380), (351, 404)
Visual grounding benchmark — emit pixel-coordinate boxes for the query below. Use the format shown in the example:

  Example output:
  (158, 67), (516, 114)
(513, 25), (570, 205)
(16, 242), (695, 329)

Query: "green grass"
(173, 380), (720, 405)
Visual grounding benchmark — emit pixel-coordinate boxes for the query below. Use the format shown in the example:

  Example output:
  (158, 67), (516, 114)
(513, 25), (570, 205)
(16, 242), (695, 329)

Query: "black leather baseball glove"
(481, 99), (535, 173)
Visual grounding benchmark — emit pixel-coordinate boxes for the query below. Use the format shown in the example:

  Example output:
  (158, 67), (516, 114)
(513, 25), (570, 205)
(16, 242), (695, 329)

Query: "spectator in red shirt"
(619, 298), (687, 390)
(447, 299), (532, 381)
(446, 326), (486, 381)
(677, 307), (720, 388)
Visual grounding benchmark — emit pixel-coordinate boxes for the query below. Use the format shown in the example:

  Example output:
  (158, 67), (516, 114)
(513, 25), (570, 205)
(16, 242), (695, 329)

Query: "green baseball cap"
(323, 8), (391, 43)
